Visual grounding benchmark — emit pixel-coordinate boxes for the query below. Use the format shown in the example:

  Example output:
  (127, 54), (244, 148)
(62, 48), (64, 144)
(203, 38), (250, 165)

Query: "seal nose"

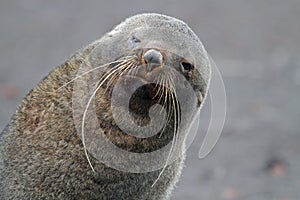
(143, 49), (163, 72)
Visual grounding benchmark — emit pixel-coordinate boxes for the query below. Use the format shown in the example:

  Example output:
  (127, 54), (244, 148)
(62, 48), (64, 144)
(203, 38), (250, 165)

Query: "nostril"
(143, 49), (163, 65)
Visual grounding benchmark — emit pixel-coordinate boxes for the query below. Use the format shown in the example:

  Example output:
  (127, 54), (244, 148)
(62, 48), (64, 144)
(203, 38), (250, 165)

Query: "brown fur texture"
(0, 13), (210, 199)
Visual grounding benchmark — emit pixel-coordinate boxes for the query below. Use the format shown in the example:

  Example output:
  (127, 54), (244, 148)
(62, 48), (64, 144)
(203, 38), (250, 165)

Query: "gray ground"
(0, 1), (299, 199)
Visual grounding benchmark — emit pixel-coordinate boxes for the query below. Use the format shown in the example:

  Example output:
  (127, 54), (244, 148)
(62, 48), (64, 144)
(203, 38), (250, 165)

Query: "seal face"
(0, 13), (211, 200)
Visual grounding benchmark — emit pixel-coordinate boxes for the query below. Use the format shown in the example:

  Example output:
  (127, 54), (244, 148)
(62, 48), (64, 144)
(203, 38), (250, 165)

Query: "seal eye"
(181, 62), (193, 72)
(131, 35), (141, 43)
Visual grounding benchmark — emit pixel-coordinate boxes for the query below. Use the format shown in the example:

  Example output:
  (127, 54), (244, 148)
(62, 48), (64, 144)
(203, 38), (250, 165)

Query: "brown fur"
(0, 13), (210, 199)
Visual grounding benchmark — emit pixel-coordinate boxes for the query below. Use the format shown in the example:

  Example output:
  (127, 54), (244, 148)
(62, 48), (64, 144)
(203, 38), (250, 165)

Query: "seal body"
(0, 13), (211, 199)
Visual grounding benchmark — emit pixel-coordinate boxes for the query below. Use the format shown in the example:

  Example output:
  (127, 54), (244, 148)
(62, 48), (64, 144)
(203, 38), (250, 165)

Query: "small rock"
(265, 157), (288, 177)
(223, 188), (241, 200)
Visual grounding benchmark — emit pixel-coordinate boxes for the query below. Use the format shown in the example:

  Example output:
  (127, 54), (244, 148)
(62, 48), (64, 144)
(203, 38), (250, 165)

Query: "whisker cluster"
(152, 70), (181, 187)
(61, 55), (182, 185)
(80, 55), (139, 172)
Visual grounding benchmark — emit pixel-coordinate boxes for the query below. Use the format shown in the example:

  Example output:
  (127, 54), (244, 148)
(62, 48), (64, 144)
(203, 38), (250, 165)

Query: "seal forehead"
(115, 13), (198, 42)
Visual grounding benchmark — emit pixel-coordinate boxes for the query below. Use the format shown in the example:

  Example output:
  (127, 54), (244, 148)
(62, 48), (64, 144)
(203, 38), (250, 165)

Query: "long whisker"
(102, 60), (138, 96)
(153, 73), (164, 100)
(106, 59), (137, 87)
(81, 57), (137, 172)
(57, 56), (136, 90)
(159, 91), (171, 138)
(158, 77), (173, 138)
(160, 72), (176, 137)
(157, 76), (167, 109)
(126, 59), (139, 77)
(152, 72), (180, 187)
(150, 74), (171, 138)
(152, 87), (179, 187)
(87, 61), (131, 96)
(87, 57), (138, 98)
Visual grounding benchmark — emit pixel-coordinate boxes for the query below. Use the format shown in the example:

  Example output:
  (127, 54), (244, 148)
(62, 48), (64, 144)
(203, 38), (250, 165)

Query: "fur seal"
(0, 13), (211, 199)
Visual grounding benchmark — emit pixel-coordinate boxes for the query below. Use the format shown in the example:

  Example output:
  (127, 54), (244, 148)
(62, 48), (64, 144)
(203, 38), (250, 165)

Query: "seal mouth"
(121, 75), (159, 100)
(129, 84), (158, 118)
(108, 69), (178, 130)
(118, 75), (163, 121)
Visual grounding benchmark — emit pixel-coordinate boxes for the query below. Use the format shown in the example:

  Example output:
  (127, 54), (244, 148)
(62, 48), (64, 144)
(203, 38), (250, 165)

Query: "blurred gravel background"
(0, 1), (299, 199)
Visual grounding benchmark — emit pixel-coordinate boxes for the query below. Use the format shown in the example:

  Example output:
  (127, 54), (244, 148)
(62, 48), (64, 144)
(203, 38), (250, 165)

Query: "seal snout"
(143, 49), (163, 72)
